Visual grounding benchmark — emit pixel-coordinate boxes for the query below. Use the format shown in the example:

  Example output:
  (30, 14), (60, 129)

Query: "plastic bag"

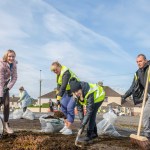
(22, 109), (35, 120)
(97, 110), (121, 137)
(39, 114), (64, 133)
(12, 108), (24, 119)
(103, 109), (117, 124)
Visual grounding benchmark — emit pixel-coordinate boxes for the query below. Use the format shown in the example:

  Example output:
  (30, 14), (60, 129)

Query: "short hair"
(3, 49), (16, 62)
(19, 86), (24, 91)
(51, 61), (62, 67)
(137, 54), (147, 60)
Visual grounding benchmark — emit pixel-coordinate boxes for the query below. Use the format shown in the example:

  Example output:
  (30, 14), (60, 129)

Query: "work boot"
(4, 122), (14, 134)
(80, 130), (93, 142)
(91, 132), (98, 139)
(92, 125), (98, 139)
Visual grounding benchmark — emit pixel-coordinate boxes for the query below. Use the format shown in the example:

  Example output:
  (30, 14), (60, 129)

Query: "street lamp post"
(39, 70), (42, 112)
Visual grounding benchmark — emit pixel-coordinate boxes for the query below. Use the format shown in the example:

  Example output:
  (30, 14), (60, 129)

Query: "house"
(0, 95), (20, 111)
(39, 86), (122, 107)
(39, 86), (143, 115)
(39, 90), (57, 105)
(121, 98), (142, 116)
(102, 86), (122, 106)
(9, 95), (19, 110)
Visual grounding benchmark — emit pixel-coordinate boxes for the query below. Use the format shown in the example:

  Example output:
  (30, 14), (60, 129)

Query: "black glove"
(121, 95), (126, 104)
(0, 97), (3, 106)
(79, 124), (85, 135)
(3, 87), (9, 94)
(80, 118), (84, 125)
(57, 100), (61, 107)
(80, 124), (85, 129)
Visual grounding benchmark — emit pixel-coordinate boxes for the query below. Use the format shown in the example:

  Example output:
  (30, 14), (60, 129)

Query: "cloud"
(1, 0), (142, 97)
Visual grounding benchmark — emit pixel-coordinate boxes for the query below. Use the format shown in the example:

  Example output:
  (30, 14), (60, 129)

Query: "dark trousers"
(23, 107), (27, 112)
(3, 91), (10, 122)
(50, 106), (53, 112)
(87, 101), (103, 133)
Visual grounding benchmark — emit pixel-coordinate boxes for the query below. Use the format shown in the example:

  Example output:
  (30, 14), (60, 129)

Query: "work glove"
(0, 97), (3, 106)
(3, 87), (9, 94)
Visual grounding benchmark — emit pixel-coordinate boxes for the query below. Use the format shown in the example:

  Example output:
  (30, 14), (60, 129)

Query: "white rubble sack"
(22, 109), (35, 120)
(97, 110), (121, 137)
(12, 108), (24, 119)
(39, 114), (64, 133)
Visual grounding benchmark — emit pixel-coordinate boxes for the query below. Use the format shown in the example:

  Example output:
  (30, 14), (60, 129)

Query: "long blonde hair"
(3, 49), (16, 62)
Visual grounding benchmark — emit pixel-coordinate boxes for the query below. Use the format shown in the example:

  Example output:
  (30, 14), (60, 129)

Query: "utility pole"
(39, 70), (42, 112)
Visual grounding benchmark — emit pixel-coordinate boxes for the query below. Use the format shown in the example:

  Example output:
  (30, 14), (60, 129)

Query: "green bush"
(28, 103), (49, 108)
(41, 103), (49, 108)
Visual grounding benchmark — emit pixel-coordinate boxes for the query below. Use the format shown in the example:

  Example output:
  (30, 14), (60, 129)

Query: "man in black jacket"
(69, 78), (105, 141)
(122, 54), (150, 138)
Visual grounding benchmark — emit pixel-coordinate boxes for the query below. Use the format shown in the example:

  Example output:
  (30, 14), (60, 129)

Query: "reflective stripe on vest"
(79, 83), (105, 106)
(134, 73), (138, 81)
(57, 66), (79, 90)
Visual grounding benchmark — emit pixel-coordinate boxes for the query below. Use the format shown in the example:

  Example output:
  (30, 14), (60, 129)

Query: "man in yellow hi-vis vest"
(69, 78), (105, 141)
(122, 54), (150, 139)
(51, 61), (79, 135)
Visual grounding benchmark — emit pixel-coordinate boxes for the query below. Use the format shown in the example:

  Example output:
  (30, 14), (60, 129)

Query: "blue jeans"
(61, 93), (76, 123)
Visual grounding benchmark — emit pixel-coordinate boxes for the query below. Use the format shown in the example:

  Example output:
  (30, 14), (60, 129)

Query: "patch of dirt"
(0, 131), (85, 150)
(88, 136), (142, 150)
(0, 119), (148, 150)
(54, 111), (66, 119)
(43, 115), (57, 119)
(0, 131), (145, 150)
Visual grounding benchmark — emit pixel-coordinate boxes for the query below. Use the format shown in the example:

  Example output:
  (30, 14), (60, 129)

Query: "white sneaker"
(62, 128), (72, 135)
(59, 126), (67, 133)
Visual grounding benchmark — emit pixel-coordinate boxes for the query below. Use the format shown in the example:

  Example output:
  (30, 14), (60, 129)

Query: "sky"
(0, 0), (150, 98)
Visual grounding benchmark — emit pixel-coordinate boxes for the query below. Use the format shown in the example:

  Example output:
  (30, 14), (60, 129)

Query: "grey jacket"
(76, 82), (95, 126)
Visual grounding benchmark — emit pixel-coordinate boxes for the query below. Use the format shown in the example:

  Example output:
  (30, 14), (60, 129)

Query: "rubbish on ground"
(39, 114), (64, 133)
(97, 109), (121, 137)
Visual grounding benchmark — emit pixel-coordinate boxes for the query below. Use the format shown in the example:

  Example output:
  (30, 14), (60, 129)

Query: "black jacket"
(124, 61), (150, 104)
(76, 82), (96, 126)
(57, 70), (72, 97)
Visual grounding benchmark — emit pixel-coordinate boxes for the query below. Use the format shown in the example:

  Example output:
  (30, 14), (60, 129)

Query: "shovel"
(75, 126), (84, 147)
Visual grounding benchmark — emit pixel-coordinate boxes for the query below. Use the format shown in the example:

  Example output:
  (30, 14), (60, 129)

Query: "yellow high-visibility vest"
(57, 66), (79, 90)
(79, 83), (105, 106)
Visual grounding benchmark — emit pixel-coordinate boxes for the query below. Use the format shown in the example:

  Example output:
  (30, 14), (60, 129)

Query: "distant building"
(121, 98), (142, 116)
(39, 86), (142, 116)
(9, 95), (19, 109)
(102, 86), (122, 106)
(39, 86), (122, 106)
(39, 90), (57, 104)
